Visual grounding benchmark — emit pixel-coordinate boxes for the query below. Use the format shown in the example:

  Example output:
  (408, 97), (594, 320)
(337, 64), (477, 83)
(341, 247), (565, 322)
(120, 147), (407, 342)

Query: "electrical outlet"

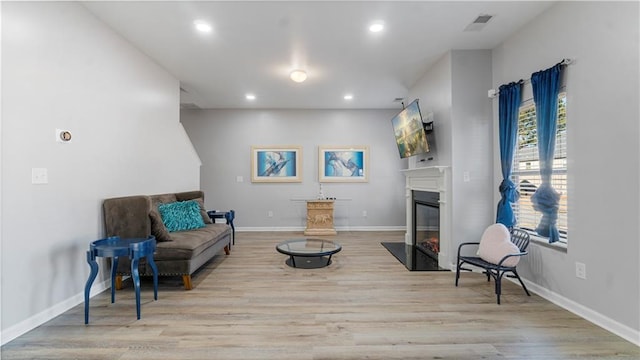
(362, 210), (367, 217)
(236, 176), (243, 182)
(575, 262), (586, 279)
(463, 171), (470, 182)
(268, 210), (273, 218)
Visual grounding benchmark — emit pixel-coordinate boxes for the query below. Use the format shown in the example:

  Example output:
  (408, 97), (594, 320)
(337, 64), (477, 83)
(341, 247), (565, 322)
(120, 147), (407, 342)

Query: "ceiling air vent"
(464, 14), (493, 32)
(474, 15), (493, 24)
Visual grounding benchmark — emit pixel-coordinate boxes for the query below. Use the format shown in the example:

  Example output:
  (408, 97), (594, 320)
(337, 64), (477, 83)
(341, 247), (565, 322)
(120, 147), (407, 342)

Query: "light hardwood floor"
(2, 231), (638, 359)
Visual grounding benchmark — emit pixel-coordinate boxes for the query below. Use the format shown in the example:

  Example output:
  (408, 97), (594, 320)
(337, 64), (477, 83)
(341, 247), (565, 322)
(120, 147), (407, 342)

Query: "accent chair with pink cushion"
(455, 223), (531, 304)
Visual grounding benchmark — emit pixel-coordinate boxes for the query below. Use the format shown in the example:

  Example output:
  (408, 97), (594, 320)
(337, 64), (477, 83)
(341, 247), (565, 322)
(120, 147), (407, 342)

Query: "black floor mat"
(381, 242), (449, 271)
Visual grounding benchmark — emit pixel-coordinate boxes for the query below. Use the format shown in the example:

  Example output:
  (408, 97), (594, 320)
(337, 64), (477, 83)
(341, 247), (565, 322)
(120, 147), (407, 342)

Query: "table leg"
(225, 210), (235, 245)
(147, 253), (159, 301)
(131, 257), (141, 320)
(111, 257), (119, 303)
(290, 255), (297, 268)
(84, 250), (99, 325)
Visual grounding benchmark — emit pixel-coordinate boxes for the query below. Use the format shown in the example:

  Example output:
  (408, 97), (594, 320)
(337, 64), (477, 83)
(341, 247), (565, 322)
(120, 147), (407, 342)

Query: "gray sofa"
(103, 190), (231, 290)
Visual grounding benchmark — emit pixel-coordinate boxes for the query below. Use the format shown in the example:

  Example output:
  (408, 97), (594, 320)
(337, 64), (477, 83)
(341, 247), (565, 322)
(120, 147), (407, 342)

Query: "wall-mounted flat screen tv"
(391, 99), (430, 159)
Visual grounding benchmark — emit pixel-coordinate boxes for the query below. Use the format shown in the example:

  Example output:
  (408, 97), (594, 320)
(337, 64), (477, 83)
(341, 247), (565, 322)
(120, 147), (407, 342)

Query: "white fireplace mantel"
(401, 166), (453, 269)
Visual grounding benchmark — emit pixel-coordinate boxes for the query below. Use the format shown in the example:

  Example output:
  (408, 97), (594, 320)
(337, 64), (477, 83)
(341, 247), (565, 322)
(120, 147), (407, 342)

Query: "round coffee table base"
(285, 256), (332, 269)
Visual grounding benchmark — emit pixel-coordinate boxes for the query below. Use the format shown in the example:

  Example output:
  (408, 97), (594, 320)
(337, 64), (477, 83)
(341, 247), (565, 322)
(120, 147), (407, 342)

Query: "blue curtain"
(531, 64), (562, 243)
(496, 82), (522, 228)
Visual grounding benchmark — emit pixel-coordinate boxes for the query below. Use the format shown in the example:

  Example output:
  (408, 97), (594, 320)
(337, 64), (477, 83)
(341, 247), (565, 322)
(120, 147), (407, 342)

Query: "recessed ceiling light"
(245, 94), (256, 100)
(290, 69), (307, 83)
(344, 94), (353, 100)
(369, 22), (384, 33)
(193, 20), (212, 33)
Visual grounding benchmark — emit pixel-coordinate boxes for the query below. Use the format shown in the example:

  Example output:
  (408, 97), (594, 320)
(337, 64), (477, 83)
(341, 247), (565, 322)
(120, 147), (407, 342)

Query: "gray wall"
(181, 109), (406, 230)
(491, 2), (639, 334)
(1, 2), (201, 341)
(408, 49), (495, 256)
(450, 50), (495, 247)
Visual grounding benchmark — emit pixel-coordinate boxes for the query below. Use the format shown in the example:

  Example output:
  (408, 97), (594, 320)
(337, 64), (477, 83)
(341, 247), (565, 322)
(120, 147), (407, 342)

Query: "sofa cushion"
(149, 194), (178, 242)
(103, 195), (151, 238)
(194, 198), (213, 224)
(158, 200), (206, 232)
(174, 191), (213, 225)
(149, 210), (173, 242)
(154, 224), (231, 260)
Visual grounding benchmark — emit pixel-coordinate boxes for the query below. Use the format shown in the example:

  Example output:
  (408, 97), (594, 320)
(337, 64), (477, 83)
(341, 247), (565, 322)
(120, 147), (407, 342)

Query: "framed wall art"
(318, 145), (369, 183)
(251, 146), (302, 183)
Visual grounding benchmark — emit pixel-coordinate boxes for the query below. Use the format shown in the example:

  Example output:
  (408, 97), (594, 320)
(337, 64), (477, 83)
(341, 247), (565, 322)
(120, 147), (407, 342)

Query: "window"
(511, 92), (568, 242)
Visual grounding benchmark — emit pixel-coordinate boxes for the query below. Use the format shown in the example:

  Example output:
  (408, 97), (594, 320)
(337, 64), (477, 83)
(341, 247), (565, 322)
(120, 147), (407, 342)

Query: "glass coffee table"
(276, 238), (342, 269)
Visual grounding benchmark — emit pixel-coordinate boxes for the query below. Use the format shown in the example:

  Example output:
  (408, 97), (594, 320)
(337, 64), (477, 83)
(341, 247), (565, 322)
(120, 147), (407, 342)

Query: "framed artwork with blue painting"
(318, 146), (369, 183)
(251, 146), (302, 183)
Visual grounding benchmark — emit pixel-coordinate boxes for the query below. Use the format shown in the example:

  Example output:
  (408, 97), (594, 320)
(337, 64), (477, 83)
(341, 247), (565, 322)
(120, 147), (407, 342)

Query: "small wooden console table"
(304, 200), (337, 236)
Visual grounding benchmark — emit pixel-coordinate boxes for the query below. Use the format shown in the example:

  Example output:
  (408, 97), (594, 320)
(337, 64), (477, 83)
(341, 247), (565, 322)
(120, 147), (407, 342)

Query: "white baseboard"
(236, 226), (406, 232)
(520, 278), (640, 347)
(1, 280), (109, 346)
(457, 267), (639, 346)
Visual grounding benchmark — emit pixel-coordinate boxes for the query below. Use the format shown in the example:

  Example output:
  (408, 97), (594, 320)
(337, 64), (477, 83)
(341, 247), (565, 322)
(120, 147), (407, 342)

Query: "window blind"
(511, 93), (568, 241)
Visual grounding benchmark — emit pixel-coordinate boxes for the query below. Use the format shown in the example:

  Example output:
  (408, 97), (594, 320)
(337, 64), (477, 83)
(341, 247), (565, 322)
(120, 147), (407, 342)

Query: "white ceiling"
(81, 1), (555, 110)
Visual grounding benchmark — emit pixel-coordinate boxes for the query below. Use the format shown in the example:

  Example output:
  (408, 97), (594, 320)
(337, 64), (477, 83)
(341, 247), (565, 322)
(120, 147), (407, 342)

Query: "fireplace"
(402, 166), (451, 270)
(413, 191), (440, 262)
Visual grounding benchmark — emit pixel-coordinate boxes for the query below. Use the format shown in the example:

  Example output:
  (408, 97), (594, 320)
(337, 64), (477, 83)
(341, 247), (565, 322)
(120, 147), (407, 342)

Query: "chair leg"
(511, 269), (531, 296)
(455, 260), (461, 286)
(495, 271), (503, 305)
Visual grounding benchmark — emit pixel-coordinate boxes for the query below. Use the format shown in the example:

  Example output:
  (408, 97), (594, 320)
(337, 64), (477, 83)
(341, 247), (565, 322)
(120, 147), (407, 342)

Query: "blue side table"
(84, 235), (158, 324)
(207, 210), (236, 245)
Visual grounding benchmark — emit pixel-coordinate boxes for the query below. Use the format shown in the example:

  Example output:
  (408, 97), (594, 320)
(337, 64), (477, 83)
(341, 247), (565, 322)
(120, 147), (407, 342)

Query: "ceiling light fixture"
(369, 22), (384, 33)
(193, 20), (212, 33)
(344, 94), (353, 100)
(245, 94), (256, 100)
(289, 69), (307, 83)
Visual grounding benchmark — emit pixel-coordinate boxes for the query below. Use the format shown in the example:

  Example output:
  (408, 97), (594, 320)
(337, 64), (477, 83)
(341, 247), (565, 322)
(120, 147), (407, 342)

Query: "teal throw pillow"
(158, 200), (206, 232)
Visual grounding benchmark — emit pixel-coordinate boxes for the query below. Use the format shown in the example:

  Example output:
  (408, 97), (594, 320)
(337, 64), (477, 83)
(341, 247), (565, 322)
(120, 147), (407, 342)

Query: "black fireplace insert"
(413, 190), (440, 262)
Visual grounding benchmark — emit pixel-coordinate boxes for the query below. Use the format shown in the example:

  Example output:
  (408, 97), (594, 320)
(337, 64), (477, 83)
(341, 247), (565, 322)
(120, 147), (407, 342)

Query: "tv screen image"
(391, 99), (430, 159)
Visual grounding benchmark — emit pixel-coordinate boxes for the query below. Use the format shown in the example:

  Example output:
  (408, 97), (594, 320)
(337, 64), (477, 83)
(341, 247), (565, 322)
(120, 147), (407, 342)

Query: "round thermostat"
(59, 131), (72, 142)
